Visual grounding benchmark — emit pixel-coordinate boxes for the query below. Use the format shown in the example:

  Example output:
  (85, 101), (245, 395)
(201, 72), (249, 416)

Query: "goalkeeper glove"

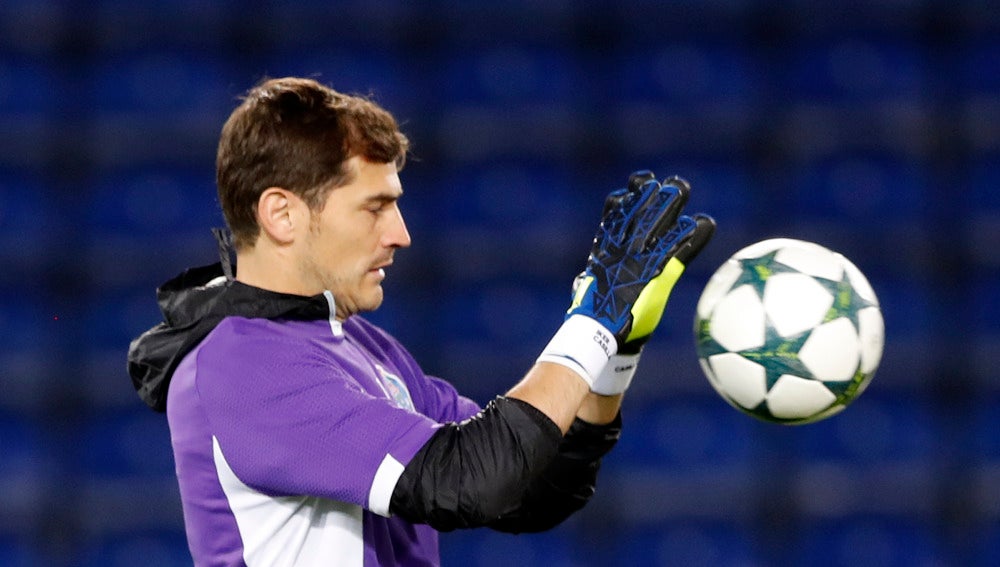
(539, 171), (715, 393)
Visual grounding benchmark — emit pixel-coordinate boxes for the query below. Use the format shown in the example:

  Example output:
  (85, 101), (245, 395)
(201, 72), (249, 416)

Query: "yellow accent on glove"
(568, 275), (594, 313)
(625, 257), (687, 343)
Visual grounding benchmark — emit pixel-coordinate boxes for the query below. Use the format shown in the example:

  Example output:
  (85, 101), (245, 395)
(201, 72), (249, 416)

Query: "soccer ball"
(694, 238), (884, 425)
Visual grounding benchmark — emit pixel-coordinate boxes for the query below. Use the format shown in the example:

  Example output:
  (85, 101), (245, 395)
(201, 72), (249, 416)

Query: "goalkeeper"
(127, 76), (715, 566)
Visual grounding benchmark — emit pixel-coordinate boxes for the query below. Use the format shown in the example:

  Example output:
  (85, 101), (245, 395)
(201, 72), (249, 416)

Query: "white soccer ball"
(694, 238), (884, 425)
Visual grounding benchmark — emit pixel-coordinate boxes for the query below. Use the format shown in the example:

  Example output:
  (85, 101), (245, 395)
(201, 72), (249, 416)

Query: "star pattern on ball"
(695, 239), (883, 425)
(695, 314), (724, 357)
(737, 317), (815, 389)
(729, 251), (801, 299)
(814, 269), (878, 332)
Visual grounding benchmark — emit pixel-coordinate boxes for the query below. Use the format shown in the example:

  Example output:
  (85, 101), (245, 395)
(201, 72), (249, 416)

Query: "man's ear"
(257, 187), (305, 245)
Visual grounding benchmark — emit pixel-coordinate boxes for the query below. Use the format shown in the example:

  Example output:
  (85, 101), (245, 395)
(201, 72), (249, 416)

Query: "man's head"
(217, 77), (409, 250)
(217, 77), (412, 318)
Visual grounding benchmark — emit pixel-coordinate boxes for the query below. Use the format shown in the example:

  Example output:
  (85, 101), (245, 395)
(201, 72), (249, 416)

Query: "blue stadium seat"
(432, 279), (569, 402)
(958, 39), (1000, 95)
(437, 48), (583, 105)
(860, 274), (935, 394)
(86, 51), (236, 115)
(787, 155), (928, 221)
(84, 52), (239, 167)
(970, 276), (1000, 333)
(262, 48), (416, 118)
(969, 395), (1000, 458)
(434, 1), (581, 46)
(606, 522), (758, 567)
(609, 395), (754, 468)
(82, 0), (239, 53)
(973, 522), (1000, 567)
(252, 0), (415, 54)
(0, 289), (58, 355)
(0, 413), (48, 533)
(783, 39), (925, 102)
(0, 413), (46, 477)
(969, 158), (1000, 211)
(0, 171), (58, 288)
(77, 530), (191, 567)
(611, 1), (752, 47)
(795, 517), (947, 566)
(0, 60), (59, 167)
(77, 406), (175, 478)
(86, 167), (220, 235)
(435, 162), (582, 224)
(781, 155), (930, 281)
(660, 160), (754, 222)
(600, 45), (757, 158)
(0, 289), (61, 412)
(80, 287), (163, 351)
(0, 537), (41, 567)
(966, 159), (1000, 272)
(441, 529), (579, 567)
(431, 89), (585, 163)
(0, 57), (59, 114)
(256, 0), (410, 14)
(862, 274), (932, 338)
(83, 167), (220, 291)
(613, 44), (758, 105)
(790, 393), (935, 463)
(438, 280), (563, 348)
(427, 162), (592, 285)
(0, 0), (69, 56)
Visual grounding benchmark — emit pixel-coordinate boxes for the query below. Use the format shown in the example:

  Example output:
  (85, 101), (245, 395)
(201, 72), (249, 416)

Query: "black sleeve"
(487, 411), (622, 534)
(388, 396), (621, 533)
(389, 396), (563, 531)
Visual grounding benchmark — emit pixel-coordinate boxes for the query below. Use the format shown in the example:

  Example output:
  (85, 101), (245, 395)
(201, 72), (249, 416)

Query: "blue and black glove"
(539, 171), (715, 394)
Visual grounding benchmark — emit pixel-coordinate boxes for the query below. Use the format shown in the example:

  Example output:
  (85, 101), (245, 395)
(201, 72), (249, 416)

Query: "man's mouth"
(370, 261), (392, 277)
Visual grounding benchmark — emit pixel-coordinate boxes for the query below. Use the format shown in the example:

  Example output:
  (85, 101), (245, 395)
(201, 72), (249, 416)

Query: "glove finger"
(649, 214), (697, 261)
(627, 170), (656, 193)
(600, 187), (629, 218)
(604, 170), (655, 219)
(622, 179), (660, 240)
(622, 180), (666, 254)
(645, 176), (692, 248)
(672, 213), (716, 266)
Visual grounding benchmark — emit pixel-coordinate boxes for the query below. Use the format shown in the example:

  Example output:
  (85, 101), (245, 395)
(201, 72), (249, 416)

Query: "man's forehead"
(341, 157), (402, 197)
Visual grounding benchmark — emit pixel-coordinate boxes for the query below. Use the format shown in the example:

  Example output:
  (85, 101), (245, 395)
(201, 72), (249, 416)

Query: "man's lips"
(370, 261), (392, 277)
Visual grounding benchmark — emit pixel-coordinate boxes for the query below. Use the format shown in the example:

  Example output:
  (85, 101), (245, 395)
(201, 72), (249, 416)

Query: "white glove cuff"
(537, 315), (617, 388)
(590, 352), (641, 396)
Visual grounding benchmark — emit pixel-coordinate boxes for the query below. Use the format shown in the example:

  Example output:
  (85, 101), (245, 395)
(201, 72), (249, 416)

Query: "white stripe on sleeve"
(368, 454), (405, 517)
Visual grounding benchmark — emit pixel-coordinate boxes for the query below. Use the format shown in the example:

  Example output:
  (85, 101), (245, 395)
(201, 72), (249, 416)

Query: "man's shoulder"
(197, 316), (328, 360)
(343, 316), (402, 351)
(216, 315), (325, 337)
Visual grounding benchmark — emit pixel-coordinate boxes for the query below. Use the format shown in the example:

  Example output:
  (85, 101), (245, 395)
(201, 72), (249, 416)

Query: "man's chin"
(330, 287), (383, 319)
(355, 289), (384, 315)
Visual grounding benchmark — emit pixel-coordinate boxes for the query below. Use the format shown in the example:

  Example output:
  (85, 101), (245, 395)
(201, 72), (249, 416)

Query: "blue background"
(1, 0), (998, 565)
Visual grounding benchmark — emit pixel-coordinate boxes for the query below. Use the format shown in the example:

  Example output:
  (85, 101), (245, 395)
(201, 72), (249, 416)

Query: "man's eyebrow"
(364, 191), (403, 203)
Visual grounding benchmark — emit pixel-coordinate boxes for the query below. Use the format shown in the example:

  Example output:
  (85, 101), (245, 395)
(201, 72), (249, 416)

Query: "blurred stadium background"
(1, 0), (998, 565)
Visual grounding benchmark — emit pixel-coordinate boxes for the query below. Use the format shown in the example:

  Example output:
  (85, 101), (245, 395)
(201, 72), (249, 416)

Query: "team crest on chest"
(375, 364), (415, 411)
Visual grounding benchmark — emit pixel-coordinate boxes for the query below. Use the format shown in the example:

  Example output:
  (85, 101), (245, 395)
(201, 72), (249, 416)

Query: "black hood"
(127, 262), (333, 412)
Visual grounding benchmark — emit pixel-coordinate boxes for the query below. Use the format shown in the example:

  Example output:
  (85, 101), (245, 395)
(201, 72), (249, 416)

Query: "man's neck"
(235, 246), (313, 297)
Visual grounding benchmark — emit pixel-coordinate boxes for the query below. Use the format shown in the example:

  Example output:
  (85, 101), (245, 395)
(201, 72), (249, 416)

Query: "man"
(128, 76), (715, 566)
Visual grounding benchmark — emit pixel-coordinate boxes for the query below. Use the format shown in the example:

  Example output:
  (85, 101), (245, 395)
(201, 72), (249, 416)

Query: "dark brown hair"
(216, 77), (409, 249)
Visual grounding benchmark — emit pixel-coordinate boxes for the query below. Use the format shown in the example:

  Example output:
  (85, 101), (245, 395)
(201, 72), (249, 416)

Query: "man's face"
(298, 157), (411, 319)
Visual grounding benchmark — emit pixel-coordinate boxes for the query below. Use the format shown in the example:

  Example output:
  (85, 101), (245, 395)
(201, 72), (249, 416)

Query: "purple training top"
(167, 312), (481, 566)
